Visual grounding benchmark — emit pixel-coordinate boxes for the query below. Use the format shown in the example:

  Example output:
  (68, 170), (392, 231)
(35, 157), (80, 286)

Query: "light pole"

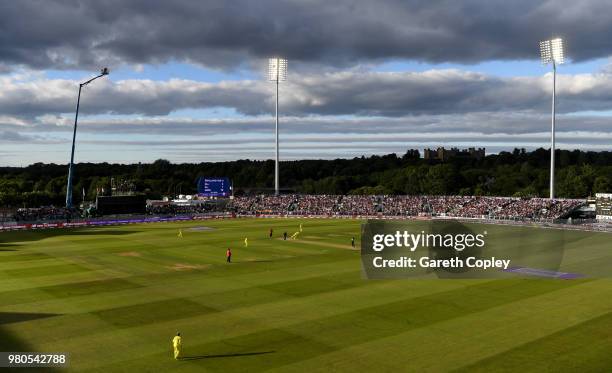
(539, 38), (564, 200)
(65, 68), (109, 208)
(268, 58), (287, 195)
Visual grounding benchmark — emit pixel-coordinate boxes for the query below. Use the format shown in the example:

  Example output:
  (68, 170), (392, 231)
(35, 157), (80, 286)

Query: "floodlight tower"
(268, 58), (287, 195)
(539, 38), (564, 199)
(65, 68), (110, 208)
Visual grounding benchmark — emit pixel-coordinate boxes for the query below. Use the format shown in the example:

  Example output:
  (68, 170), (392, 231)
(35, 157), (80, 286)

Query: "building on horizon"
(423, 147), (485, 161)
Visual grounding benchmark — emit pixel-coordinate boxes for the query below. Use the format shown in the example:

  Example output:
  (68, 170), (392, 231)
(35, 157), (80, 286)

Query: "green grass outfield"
(0, 218), (611, 372)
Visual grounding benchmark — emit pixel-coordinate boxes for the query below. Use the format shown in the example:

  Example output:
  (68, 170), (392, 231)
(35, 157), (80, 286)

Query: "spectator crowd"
(7, 195), (583, 222)
(227, 195), (582, 220)
(13, 207), (80, 222)
(145, 202), (224, 216)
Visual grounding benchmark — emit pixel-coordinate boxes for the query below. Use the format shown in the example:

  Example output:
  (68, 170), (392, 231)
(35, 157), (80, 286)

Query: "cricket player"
(172, 332), (182, 360)
(299, 223), (303, 232)
(269, 228), (273, 238)
(244, 237), (248, 247)
(226, 248), (232, 263)
(351, 237), (355, 248)
(178, 229), (183, 238)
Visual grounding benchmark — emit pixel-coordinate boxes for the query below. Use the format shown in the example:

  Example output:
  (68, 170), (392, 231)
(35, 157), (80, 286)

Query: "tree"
(593, 176), (611, 194)
(1, 149), (611, 207)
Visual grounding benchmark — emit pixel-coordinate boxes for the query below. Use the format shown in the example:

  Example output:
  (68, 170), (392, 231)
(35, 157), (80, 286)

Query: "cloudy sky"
(1, 0), (612, 166)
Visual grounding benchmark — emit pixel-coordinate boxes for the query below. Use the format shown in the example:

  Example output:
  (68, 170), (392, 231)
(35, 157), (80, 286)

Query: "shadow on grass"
(181, 351), (275, 360)
(0, 229), (142, 247)
(0, 326), (61, 372)
(0, 312), (61, 325)
(0, 313), (62, 372)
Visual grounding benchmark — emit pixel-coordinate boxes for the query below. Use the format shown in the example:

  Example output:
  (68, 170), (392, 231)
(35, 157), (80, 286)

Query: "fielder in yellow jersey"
(172, 332), (182, 359)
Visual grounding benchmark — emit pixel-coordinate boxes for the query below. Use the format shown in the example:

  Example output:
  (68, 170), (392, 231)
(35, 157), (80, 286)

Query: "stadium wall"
(1, 213), (609, 233)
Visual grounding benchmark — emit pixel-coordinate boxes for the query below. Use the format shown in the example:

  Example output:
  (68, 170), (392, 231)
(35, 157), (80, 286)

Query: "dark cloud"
(3, 124), (609, 165)
(0, 130), (33, 142)
(3, 111), (611, 139)
(2, 0), (612, 70)
(3, 70), (612, 118)
(0, 77), (267, 117)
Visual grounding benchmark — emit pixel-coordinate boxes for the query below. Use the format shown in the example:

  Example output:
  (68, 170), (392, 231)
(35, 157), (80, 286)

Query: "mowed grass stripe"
(0, 278), (141, 307)
(64, 282), (471, 371)
(561, 255), (612, 277)
(94, 298), (217, 328)
(278, 279), (612, 373)
(1, 257), (360, 316)
(1, 218), (610, 372)
(258, 270), (364, 298)
(36, 233), (353, 282)
(93, 279), (589, 372)
(0, 255), (96, 272)
(0, 266), (134, 293)
(62, 271), (364, 330)
(0, 252), (53, 264)
(197, 280), (590, 370)
(0, 270), (390, 364)
(42, 278), (143, 298)
(117, 252), (355, 287)
(454, 311), (612, 372)
(2, 263), (89, 278)
(32, 280), (478, 370)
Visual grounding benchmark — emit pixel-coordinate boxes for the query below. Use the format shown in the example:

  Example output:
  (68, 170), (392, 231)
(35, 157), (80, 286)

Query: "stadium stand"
(5, 195), (583, 224)
(226, 195), (582, 220)
(13, 207), (80, 222)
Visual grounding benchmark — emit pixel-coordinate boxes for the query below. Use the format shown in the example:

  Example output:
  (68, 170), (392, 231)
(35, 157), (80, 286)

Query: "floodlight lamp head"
(268, 58), (287, 82)
(101, 67), (110, 75)
(539, 38), (564, 65)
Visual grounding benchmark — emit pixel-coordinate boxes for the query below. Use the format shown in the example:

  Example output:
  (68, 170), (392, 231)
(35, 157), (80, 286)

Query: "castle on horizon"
(423, 147), (485, 161)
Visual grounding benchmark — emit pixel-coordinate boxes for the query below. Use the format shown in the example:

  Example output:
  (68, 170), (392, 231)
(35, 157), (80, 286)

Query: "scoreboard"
(197, 177), (231, 197)
(595, 193), (611, 220)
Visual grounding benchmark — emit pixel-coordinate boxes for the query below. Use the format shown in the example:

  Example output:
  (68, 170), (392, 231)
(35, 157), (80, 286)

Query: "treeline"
(0, 148), (610, 207)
